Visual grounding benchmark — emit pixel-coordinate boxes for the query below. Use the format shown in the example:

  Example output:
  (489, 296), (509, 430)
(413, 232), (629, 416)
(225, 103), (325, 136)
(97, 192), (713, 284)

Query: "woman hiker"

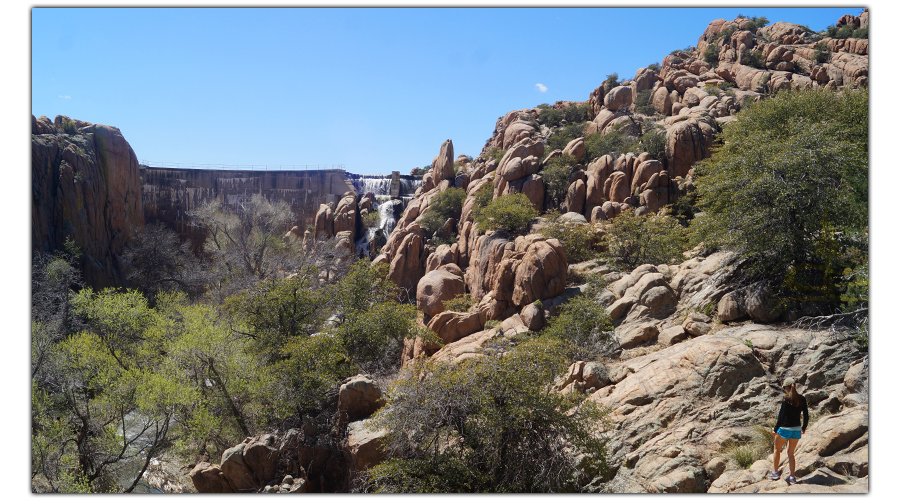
(767, 377), (809, 485)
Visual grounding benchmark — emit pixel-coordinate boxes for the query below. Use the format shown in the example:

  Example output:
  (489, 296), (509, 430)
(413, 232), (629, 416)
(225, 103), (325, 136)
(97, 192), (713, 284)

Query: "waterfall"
(355, 198), (402, 258)
(346, 172), (422, 257)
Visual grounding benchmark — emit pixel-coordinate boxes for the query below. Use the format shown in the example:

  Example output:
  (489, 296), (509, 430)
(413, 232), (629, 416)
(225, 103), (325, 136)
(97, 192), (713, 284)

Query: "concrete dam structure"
(140, 166), (421, 251)
(141, 167), (356, 249)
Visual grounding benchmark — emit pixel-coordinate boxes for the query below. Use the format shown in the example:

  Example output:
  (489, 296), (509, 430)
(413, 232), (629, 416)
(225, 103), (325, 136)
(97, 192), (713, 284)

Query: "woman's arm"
(801, 397), (809, 432)
(773, 399), (786, 433)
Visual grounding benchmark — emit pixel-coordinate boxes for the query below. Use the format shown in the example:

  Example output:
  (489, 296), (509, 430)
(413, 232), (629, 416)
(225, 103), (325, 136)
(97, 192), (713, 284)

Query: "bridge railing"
(139, 160), (345, 172)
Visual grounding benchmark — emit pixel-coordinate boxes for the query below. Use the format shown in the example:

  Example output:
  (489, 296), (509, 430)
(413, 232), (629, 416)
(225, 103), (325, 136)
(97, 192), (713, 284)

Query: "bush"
(474, 193), (537, 235)
(692, 89), (868, 295)
(362, 210), (380, 229)
(443, 293), (477, 313)
(636, 125), (666, 161)
(602, 72), (619, 93)
(633, 89), (656, 116)
(852, 26), (868, 39)
(647, 62), (661, 72)
(702, 44), (720, 67)
(364, 336), (611, 492)
(419, 187), (466, 236)
(487, 147), (506, 164)
(813, 42), (831, 64)
(538, 103), (591, 128)
(541, 154), (576, 209)
(741, 49), (765, 69)
(545, 122), (587, 154)
(541, 278), (614, 361)
(540, 210), (601, 263)
(583, 125), (638, 164)
(602, 209), (689, 270)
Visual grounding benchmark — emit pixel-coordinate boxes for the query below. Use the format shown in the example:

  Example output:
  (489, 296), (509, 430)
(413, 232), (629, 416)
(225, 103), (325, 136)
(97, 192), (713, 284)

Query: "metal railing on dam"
(139, 160), (346, 172)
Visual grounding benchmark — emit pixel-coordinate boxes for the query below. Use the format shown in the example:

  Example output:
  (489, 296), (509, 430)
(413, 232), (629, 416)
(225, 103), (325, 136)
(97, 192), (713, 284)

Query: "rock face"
(416, 265), (467, 317)
(32, 115), (144, 288)
(338, 375), (384, 423)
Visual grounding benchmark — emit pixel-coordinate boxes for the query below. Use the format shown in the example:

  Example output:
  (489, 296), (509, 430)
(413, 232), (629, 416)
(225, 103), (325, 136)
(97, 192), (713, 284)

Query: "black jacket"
(774, 394), (809, 432)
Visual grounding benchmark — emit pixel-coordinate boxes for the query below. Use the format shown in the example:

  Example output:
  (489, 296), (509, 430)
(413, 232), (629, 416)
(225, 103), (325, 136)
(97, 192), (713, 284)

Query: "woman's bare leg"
(773, 435), (787, 472)
(787, 438), (799, 477)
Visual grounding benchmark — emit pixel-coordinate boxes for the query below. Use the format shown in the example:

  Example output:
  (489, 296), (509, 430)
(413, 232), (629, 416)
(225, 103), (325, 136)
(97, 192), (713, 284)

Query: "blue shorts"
(777, 428), (802, 440)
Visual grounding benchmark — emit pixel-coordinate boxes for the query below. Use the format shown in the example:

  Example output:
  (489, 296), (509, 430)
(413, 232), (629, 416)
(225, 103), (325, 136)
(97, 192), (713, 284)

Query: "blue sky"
(31, 6), (862, 175)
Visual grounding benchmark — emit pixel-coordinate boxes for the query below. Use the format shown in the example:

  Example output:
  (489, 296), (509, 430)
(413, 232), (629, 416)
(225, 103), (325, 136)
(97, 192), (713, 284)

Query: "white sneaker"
(785, 475), (797, 486)
(767, 470), (780, 480)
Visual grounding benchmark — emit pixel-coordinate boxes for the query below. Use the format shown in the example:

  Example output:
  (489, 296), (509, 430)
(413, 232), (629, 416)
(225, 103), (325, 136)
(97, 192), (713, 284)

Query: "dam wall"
(140, 167), (356, 250)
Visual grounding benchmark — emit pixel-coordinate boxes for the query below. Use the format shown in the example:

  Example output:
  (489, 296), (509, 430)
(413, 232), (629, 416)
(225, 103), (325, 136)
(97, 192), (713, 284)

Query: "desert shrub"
(583, 125), (638, 164)
(602, 209), (689, 270)
(602, 72), (620, 93)
(741, 49), (765, 69)
(545, 122), (587, 154)
(364, 336), (611, 492)
(702, 44), (720, 67)
(692, 89), (868, 295)
(636, 125), (667, 161)
(487, 147), (506, 164)
(474, 193), (537, 235)
(420, 187), (466, 236)
(813, 42), (831, 63)
(670, 189), (699, 222)
(541, 154), (576, 209)
(362, 210), (380, 229)
(827, 24), (854, 39)
(541, 278), (614, 361)
(711, 26), (737, 44)
(443, 293), (477, 313)
(647, 62), (661, 71)
(633, 89), (656, 116)
(852, 26), (868, 39)
(718, 81), (736, 91)
(540, 210), (601, 263)
(409, 167), (426, 176)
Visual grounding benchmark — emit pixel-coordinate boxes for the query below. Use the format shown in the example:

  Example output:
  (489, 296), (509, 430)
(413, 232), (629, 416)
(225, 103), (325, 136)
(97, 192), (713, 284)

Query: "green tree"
(541, 275), (614, 361)
(692, 89), (868, 293)
(419, 187), (466, 236)
(474, 193), (538, 235)
(602, 209), (689, 270)
(364, 336), (611, 492)
(541, 154), (576, 209)
(540, 209), (602, 263)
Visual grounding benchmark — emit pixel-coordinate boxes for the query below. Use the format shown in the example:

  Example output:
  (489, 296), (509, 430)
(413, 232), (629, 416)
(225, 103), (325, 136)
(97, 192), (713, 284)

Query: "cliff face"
(32, 115), (144, 288)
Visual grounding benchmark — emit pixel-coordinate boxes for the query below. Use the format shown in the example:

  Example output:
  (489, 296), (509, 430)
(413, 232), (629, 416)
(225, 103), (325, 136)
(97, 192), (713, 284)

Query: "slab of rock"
(416, 267), (466, 317)
(338, 375), (384, 423)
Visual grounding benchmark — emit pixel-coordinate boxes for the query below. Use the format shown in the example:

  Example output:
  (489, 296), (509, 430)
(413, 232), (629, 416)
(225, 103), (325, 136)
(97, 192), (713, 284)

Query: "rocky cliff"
(32, 115), (144, 288)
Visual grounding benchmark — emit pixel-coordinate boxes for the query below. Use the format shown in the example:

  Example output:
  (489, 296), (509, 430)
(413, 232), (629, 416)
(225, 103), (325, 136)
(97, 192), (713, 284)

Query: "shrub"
(692, 89), (868, 294)
(409, 167), (426, 176)
(419, 187), (466, 236)
(602, 209), (689, 270)
(718, 80), (736, 91)
(647, 62), (661, 72)
(487, 147), (506, 164)
(702, 44), (720, 67)
(602, 72), (619, 93)
(541, 279), (614, 361)
(541, 154), (576, 209)
(852, 26), (868, 39)
(636, 125), (666, 161)
(443, 293), (477, 313)
(362, 210), (380, 229)
(540, 210), (601, 264)
(545, 122), (587, 154)
(583, 125), (638, 164)
(633, 89), (656, 116)
(813, 42), (831, 63)
(364, 336), (611, 492)
(474, 193), (537, 235)
(741, 49), (765, 69)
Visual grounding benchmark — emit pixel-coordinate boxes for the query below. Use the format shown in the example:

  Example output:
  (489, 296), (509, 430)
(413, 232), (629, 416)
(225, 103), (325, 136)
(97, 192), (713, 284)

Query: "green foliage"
(474, 193), (537, 235)
(409, 167), (426, 176)
(583, 125), (638, 164)
(692, 89), (868, 293)
(718, 80), (737, 91)
(443, 293), (478, 313)
(602, 209), (689, 270)
(741, 49), (766, 69)
(541, 154), (576, 209)
(59, 118), (78, 134)
(852, 26), (868, 39)
(711, 26), (737, 44)
(602, 72), (619, 93)
(647, 62), (661, 71)
(637, 124), (667, 161)
(827, 24), (855, 39)
(545, 122), (587, 154)
(540, 210), (601, 264)
(702, 44), (720, 67)
(420, 187), (466, 236)
(487, 147), (506, 164)
(541, 279), (613, 361)
(470, 178), (495, 222)
(364, 336), (611, 492)
(633, 89), (656, 116)
(537, 103), (591, 129)
(362, 210), (381, 229)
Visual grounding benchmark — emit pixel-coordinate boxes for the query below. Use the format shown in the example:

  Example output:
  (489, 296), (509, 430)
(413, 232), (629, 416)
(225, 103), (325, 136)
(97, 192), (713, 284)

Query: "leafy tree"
(647, 62), (661, 71)
(363, 336), (611, 493)
(541, 275), (614, 361)
(602, 73), (620, 93)
(541, 154), (576, 209)
(583, 125), (638, 164)
(633, 89), (656, 116)
(702, 44), (720, 67)
(692, 89), (868, 295)
(419, 187), (466, 236)
(540, 209), (602, 263)
(602, 208), (689, 270)
(474, 193), (538, 235)
(545, 122), (587, 154)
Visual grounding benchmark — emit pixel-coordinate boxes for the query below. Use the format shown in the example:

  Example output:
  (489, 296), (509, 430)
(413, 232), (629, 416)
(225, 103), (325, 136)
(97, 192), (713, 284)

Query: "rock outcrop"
(32, 115), (145, 288)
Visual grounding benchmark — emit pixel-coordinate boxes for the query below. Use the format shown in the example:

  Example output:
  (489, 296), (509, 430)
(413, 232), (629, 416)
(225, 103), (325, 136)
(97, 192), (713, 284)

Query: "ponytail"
(787, 384), (800, 407)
